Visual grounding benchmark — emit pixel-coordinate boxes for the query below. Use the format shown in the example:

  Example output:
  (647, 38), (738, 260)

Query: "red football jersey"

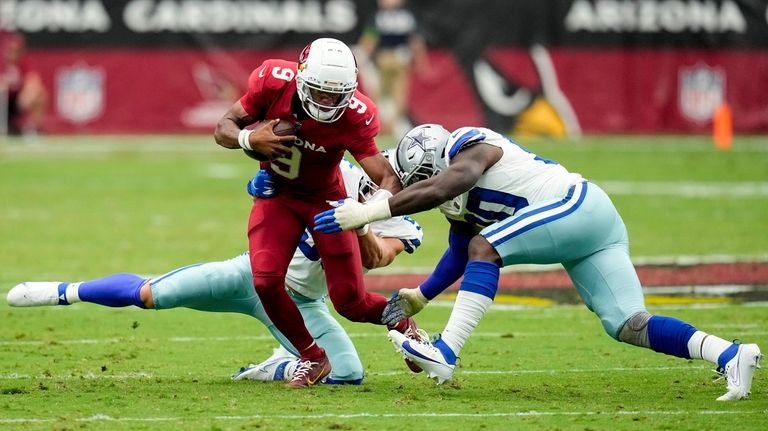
(239, 59), (381, 198)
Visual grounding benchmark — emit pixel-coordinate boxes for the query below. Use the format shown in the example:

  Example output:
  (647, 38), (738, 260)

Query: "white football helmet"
(394, 124), (451, 187)
(296, 38), (358, 123)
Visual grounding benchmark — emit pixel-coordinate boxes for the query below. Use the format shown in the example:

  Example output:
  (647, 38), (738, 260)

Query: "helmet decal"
(298, 44), (311, 71)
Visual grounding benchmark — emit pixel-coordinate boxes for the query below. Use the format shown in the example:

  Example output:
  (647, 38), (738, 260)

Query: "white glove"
(314, 198), (391, 233)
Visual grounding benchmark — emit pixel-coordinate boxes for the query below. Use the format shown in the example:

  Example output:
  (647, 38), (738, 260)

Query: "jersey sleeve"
(345, 92), (382, 161)
(370, 216), (423, 254)
(445, 127), (489, 164)
(239, 60), (295, 119)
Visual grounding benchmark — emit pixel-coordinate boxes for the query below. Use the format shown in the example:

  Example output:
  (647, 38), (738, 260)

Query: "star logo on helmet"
(407, 128), (434, 151)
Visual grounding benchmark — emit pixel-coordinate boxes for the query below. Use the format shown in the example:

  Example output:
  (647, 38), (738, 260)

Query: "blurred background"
(2, 0), (767, 139)
(1, 0), (767, 301)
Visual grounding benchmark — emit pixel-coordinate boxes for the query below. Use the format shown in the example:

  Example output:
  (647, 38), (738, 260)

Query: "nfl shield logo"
(678, 64), (725, 124)
(56, 64), (105, 124)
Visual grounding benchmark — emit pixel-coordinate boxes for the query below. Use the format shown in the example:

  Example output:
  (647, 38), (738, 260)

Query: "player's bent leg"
(570, 249), (763, 400)
(563, 246), (647, 340)
(291, 291), (364, 384)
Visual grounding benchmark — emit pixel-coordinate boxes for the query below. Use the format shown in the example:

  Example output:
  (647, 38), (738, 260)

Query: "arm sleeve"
(418, 229), (472, 300)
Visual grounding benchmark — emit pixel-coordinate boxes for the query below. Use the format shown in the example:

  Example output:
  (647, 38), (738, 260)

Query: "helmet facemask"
(296, 38), (358, 123)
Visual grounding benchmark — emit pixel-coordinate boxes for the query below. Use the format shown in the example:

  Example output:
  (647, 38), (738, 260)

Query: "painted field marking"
(1, 409), (762, 424)
(0, 364), (712, 380)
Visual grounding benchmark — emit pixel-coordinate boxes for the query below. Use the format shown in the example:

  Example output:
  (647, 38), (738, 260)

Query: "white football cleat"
(388, 330), (455, 384)
(716, 343), (762, 401)
(232, 345), (298, 381)
(7, 282), (65, 307)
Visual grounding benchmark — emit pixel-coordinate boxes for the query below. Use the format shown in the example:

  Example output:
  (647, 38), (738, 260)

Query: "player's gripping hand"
(246, 169), (276, 198)
(313, 198), (391, 233)
(381, 288), (429, 326)
(241, 119), (296, 160)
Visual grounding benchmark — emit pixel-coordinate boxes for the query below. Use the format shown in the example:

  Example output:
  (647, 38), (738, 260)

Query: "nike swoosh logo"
(365, 114), (374, 126)
(307, 362), (330, 385)
(402, 341), (440, 363)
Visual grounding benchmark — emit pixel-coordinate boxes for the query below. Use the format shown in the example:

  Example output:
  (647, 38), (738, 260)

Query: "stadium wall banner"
(3, 0), (767, 134)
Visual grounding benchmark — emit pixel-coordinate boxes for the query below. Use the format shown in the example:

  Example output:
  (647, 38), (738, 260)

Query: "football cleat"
(387, 317), (429, 373)
(388, 330), (456, 384)
(285, 353), (331, 389)
(232, 345), (298, 381)
(716, 343), (762, 401)
(7, 282), (66, 307)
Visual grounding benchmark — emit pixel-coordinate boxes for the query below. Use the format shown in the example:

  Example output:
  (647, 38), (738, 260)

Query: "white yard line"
(0, 409), (759, 424)
(4, 330), (768, 348)
(0, 365), (711, 380)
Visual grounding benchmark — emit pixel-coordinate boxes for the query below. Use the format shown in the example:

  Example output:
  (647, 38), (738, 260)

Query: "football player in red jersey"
(214, 38), (423, 388)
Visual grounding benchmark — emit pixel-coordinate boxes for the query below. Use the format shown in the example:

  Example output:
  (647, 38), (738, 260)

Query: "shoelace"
(290, 360), (318, 382)
(404, 326), (430, 343)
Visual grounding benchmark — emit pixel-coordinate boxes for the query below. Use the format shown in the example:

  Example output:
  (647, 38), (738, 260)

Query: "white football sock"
(687, 330), (732, 364)
(440, 290), (493, 355)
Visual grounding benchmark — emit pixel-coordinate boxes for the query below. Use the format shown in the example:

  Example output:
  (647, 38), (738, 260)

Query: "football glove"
(381, 287), (429, 325)
(313, 198), (391, 233)
(247, 169), (276, 198)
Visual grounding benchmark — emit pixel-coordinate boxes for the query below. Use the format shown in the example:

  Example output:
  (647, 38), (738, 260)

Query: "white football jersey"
(438, 127), (584, 228)
(285, 160), (423, 300)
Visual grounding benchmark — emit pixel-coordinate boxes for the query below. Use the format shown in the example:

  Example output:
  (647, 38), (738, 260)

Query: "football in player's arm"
(314, 124), (762, 401)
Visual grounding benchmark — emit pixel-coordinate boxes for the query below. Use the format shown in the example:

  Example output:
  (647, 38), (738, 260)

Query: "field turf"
(1, 135), (767, 430)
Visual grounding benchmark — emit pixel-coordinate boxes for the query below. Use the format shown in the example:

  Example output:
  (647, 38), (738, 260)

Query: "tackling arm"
(314, 144), (500, 233)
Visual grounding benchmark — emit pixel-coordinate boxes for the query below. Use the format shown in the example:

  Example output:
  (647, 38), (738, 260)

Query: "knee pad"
(618, 311), (652, 347)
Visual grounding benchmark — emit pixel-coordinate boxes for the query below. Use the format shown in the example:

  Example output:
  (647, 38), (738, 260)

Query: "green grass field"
(1, 135), (767, 430)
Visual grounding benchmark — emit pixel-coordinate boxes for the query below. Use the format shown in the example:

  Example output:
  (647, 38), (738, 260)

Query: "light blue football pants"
(149, 254), (363, 382)
(481, 182), (647, 338)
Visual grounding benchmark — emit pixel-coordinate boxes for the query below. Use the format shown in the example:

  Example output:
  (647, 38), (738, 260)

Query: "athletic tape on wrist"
(365, 199), (392, 223)
(238, 129), (254, 151)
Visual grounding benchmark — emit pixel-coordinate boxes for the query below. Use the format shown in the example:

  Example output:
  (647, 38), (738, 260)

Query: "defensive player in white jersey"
(314, 124), (762, 400)
(8, 158), (423, 385)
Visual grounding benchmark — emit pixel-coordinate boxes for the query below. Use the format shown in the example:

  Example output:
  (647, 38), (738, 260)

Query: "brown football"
(242, 119), (301, 161)
(272, 118), (301, 137)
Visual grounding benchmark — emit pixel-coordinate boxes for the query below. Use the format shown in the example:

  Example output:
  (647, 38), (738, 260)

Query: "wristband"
(238, 129), (254, 151)
(365, 199), (392, 223)
(367, 188), (393, 203)
(356, 224), (370, 237)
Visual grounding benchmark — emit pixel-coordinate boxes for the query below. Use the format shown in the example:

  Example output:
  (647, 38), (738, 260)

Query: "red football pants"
(248, 195), (388, 354)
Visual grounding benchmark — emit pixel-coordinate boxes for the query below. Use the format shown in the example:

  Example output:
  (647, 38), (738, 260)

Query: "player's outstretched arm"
(314, 145), (494, 233)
